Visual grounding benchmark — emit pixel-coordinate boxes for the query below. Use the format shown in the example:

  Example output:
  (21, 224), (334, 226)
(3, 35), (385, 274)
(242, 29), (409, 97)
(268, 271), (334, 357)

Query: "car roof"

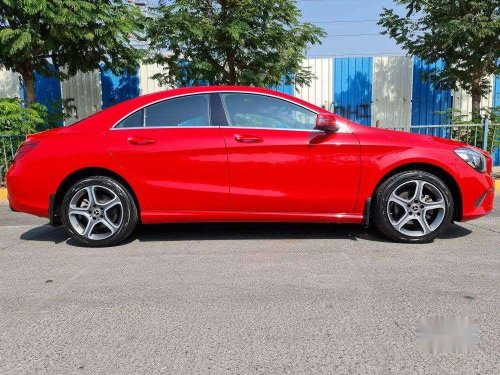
(74, 85), (334, 131)
(116, 85), (328, 114)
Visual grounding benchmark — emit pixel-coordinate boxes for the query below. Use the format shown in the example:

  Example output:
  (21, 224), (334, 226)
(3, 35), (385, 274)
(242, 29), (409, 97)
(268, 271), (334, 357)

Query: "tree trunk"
(227, 51), (237, 85)
(471, 84), (482, 123)
(17, 66), (36, 105)
(470, 68), (483, 123)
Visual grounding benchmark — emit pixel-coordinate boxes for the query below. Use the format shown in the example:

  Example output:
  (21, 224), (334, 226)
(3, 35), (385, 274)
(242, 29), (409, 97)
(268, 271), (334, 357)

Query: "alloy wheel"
(386, 180), (446, 237)
(68, 185), (124, 240)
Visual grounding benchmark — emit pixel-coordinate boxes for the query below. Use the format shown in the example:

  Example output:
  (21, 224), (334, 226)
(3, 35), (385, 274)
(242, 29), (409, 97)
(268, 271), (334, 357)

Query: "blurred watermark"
(417, 316), (479, 354)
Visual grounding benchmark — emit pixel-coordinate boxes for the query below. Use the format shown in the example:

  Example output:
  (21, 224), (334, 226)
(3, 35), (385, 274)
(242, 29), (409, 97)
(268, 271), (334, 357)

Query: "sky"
(296, 0), (406, 57)
(143, 0), (407, 57)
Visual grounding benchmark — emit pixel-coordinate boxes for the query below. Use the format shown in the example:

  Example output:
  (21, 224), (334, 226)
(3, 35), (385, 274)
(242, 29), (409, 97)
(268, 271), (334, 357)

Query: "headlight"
(454, 147), (486, 173)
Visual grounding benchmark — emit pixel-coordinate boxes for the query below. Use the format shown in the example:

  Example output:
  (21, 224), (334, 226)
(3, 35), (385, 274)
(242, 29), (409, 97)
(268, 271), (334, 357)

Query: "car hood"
(349, 122), (468, 148)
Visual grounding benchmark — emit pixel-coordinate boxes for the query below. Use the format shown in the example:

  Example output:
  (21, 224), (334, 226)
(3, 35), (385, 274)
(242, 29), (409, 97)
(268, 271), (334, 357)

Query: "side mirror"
(315, 113), (337, 133)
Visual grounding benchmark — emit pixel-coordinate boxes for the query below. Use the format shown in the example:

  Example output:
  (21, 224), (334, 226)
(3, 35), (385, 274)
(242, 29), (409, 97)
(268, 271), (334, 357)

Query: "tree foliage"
(0, 98), (46, 135)
(147, 0), (325, 88)
(379, 0), (500, 121)
(0, 97), (75, 134)
(0, 0), (146, 104)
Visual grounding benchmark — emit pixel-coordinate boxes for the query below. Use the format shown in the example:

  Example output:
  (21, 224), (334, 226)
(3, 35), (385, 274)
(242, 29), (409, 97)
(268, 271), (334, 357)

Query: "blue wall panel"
(101, 69), (140, 109)
(333, 57), (373, 125)
(493, 75), (500, 108)
(19, 66), (62, 109)
(270, 76), (294, 96)
(411, 58), (451, 128)
(492, 74), (500, 166)
(493, 74), (500, 165)
(30, 67), (63, 126)
(270, 82), (294, 96)
(492, 147), (500, 166)
(34, 72), (62, 108)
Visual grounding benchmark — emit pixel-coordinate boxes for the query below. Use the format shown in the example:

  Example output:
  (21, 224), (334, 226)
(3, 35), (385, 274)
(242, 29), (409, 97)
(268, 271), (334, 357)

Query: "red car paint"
(6, 86), (495, 225)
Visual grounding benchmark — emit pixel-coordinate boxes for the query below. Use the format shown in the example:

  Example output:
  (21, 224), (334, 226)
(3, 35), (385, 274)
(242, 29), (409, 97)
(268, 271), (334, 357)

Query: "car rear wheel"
(372, 171), (454, 243)
(61, 176), (138, 247)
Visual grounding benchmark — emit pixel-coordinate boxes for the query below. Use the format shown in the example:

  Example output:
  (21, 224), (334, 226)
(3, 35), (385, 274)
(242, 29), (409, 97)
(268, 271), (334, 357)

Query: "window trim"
(110, 91), (319, 130)
(112, 93), (212, 130)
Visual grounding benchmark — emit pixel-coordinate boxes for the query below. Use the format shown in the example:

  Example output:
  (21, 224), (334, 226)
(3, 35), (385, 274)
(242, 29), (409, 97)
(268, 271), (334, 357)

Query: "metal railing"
(0, 135), (25, 185)
(1, 122), (499, 185)
(385, 123), (500, 154)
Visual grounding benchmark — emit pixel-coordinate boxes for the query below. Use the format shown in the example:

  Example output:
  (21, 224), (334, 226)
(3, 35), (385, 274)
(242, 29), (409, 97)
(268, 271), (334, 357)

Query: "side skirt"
(140, 210), (364, 225)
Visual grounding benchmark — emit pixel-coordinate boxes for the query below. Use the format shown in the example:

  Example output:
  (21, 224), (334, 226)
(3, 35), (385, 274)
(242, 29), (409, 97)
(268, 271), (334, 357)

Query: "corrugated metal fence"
(333, 57), (373, 126)
(294, 58), (333, 110)
(372, 56), (413, 128)
(1, 57), (500, 164)
(411, 58), (451, 128)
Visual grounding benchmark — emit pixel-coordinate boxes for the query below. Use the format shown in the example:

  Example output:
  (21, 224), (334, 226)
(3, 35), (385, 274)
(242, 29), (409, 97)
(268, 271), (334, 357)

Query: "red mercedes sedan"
(6, 86), (495, 246)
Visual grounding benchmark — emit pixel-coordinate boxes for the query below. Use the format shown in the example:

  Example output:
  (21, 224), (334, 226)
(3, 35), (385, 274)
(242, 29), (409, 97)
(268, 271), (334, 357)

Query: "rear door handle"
(234, 134), (263, 143)
(127, 137), (156, 145)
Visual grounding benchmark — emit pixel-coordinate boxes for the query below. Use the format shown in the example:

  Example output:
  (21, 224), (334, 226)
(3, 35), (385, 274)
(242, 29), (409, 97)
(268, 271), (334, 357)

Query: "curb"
(0, 187), (7, 202)
(1, 182), (500, 204)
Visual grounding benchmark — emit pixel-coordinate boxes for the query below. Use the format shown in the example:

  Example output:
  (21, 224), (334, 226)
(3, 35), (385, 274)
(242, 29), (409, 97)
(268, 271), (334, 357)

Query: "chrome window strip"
(110, 90), (320, 130)
(111, 126), (217, 130)
(110, 125), (324, 132)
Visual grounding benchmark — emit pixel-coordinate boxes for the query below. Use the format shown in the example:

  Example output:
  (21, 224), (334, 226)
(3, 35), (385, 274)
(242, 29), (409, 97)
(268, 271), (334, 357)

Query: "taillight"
(13, 141), (39, 162)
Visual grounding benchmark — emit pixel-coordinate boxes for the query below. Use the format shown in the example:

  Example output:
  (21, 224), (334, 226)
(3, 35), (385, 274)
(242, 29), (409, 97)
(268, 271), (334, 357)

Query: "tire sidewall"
(374, 171), (454, 243)
(61, 176), (137, 247)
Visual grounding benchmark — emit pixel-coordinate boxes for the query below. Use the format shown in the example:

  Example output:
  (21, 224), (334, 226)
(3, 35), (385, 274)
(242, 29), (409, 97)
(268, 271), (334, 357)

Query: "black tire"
(61, 176), (138, 247)
(372, 170), (454, 243)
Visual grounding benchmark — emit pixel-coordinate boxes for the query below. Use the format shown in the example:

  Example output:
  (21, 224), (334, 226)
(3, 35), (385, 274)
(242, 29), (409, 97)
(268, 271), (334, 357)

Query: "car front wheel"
(373, 171), (454, 243)
(61, 176), (138, 247)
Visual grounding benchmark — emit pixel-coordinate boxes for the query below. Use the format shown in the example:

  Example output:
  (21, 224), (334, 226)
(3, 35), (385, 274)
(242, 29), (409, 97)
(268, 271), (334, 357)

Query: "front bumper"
(461, 174), (495, 221)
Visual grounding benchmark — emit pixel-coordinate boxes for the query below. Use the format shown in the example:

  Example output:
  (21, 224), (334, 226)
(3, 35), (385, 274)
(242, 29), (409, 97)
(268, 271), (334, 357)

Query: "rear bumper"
(6, 162), (52, 218)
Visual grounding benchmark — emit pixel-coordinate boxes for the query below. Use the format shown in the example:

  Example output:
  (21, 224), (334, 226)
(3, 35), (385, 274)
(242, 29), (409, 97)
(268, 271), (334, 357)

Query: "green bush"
(0, 97), (46, 135)
(0, 97), (75, 184)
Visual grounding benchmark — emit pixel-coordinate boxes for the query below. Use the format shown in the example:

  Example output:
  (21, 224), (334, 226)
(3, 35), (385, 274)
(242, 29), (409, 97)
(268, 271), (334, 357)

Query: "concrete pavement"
(0, 197), (499, 374)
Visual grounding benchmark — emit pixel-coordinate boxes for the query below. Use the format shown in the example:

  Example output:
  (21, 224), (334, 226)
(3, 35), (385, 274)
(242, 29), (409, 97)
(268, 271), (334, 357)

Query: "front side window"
(115, 94), (210, 128)
(221, 93), (316, 130)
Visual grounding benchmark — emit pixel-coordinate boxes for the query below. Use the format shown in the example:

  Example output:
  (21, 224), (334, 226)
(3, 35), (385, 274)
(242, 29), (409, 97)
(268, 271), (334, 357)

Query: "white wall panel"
(139, 63), (171, 95)
(452, 76), (494, 121)
(372, 56), (413, 127)
(294, 58), (333, 110)
(61, 71), (102, 125)
(0, 69), (21, 98)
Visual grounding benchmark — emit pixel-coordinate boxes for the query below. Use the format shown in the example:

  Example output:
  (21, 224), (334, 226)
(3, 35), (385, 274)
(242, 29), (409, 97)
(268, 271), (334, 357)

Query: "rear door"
(106, 94), (229, 212)
(218, 92), (361, 213)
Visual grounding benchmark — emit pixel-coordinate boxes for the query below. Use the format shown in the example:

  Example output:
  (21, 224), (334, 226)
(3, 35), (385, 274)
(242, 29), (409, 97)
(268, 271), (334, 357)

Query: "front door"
(218, 92), (361, 214)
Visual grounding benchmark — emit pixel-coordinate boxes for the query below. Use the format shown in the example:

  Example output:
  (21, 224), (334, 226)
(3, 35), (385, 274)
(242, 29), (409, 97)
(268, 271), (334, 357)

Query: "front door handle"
(234, 134), (263, 143)
(127, 137), (156, 145)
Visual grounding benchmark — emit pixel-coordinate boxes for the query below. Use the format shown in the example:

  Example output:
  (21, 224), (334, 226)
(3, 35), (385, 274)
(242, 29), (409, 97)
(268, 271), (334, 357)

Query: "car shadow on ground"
(19, 222), (473, 247)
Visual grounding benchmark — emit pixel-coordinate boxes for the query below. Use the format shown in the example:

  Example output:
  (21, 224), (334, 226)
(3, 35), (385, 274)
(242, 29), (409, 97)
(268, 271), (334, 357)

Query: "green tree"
(147, 0), (325, 88)
(0, 0), (145, 104)
(379, 0), (500, 122)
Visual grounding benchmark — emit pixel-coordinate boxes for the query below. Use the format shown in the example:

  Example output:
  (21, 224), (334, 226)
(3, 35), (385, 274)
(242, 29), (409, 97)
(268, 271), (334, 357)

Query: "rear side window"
(116, 109), (143, 128)
(114, 94), (211, 128)
(145, 94), (210, 127)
